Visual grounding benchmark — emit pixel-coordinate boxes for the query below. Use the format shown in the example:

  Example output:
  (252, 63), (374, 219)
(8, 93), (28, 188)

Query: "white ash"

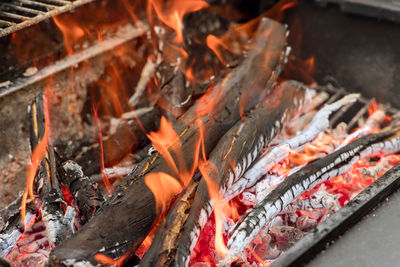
(358, 155), (399, 179)
(0, 229), (21, 258)
(225, 94), (359, 200)
(336, 110), (385, 150)
(42, 206), (75, 247)
(0, 211), (36, 258)
(282, 185), (341, 213)
(62, 259), (97, 267)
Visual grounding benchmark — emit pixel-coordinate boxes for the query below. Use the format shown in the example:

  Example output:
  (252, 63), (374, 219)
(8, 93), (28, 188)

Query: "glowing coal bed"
(134, 97), (400, 267)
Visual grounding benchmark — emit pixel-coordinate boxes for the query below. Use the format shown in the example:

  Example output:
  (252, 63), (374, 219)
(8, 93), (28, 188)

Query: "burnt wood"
(49, 17), (287, 265)
(60, 160), (105, 224)
(171, 81), (307, 266)
(140, 175), (201, 266)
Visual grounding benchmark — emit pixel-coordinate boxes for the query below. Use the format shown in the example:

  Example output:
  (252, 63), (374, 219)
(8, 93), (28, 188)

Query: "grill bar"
(19, 0), (59, 9)
(0, 0), (95, 38)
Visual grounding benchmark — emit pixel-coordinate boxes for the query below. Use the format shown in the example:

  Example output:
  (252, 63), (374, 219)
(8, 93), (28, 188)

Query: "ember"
(0, 0), (400, 267)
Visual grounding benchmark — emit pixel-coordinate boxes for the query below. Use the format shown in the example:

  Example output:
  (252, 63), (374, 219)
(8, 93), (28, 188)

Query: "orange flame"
(94, 253), (129, 267)
(147, 0), (208, 44)
(144, 116), (206, 216)
(145, 172), (183, 214)
(199, 161), (228, 257)
(53, 16), (86, 55)
(206, 0), (297, 65)
(21, 92), (51, 228)
(93, 106), (113, 195)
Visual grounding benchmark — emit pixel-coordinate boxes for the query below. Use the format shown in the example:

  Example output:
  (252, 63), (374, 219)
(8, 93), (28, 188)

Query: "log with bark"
(141, 80), (309, 266)
(49, 17), (288, 266)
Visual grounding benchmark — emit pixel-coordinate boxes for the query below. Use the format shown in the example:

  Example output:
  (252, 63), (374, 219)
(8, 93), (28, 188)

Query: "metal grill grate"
(0, 0), (94, 38)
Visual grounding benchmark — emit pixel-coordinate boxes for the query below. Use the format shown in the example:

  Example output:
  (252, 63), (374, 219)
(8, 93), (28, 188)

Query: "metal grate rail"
(0, 0), (95, 38)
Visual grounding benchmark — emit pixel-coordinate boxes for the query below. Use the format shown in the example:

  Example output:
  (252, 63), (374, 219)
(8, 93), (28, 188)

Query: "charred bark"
(171, 81), (307, 266)
(59, 161), (105, 224)
(29, 94), (73, 246)
(140, 174), (201, 266)
(74, 106), (162, 176)
(49, 17), (288, 266)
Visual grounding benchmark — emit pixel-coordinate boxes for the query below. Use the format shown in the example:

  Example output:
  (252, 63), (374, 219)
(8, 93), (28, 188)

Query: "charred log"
(59, 161), (105, 224)
(29, 94), (73, 247)
(140, 174), (201, 266)
(171, 80), (308, 266)
(74, 106), (162, 176)
(226, 93), (359, 200)
(49, 17), (288, 266)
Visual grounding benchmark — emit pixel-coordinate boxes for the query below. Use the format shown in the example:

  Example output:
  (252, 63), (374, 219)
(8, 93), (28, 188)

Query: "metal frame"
(0, 0), (95, 38)
(271, 162), (400, 267)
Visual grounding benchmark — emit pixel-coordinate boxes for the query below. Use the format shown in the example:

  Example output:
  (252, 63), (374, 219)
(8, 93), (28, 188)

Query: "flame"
(145, 117), (205, 214)
(94, 253), (129, 267)
(147, 0), (208, 44)
(53, 16), (86, 55)
(144, 172), (183, 214)
(368, 100), (378, 116)
(147, 116), (182, 176)
(200, 161), (228, 257)
(93, 106), (113, 195)
(206, 0), (297, 65)
(21, 84), (52, 228)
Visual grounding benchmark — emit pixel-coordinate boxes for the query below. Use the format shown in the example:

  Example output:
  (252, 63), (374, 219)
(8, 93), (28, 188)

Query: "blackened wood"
(74, 106), (161, 176)
(29, 94), (70, 246)
(60, 160), (105, 224)
(172, 81), (307, 266)
(0, 257), (10, 267)
(49, 17), (287, 265)
(140, 175), (201, 266)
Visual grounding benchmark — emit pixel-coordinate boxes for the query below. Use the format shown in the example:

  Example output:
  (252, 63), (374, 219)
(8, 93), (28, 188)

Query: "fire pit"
(1, 0), (400, 266)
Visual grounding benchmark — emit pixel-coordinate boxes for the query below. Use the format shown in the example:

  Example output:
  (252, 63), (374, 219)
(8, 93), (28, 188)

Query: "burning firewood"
(49, 17), (288, 265)
(168, 80), (308, 266)
(60, 160), (105, 224)
(224, 129), (400, 263)
(225, 92), (359, 201)
(28, 94), (74, 247)
(141, 80), (307, 266)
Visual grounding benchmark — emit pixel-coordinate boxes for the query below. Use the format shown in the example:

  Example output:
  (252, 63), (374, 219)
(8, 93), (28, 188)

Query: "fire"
(145, 172), (183, 214)
(200, 161), (228, 258)
(53, 16), (86, 55)
(145, 116), (205, 214)
(93, 106), (113, 195)
(21, 83), (52, 228)
(147, 0), (208, 44)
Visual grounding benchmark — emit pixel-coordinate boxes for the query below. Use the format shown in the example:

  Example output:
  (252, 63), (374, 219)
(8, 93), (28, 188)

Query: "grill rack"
(0, 0), (94, 38)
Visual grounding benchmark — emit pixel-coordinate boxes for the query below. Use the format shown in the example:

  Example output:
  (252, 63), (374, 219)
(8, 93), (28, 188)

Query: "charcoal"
(49, 17), (288, 265)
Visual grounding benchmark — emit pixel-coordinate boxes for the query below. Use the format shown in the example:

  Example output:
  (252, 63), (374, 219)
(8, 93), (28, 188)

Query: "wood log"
(60, 160), (105, 224)
(169, 81), (307, 266)
(49, 17), (287, 266)
(29, 94), (73, 246)
(139, 174), (201, 266)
